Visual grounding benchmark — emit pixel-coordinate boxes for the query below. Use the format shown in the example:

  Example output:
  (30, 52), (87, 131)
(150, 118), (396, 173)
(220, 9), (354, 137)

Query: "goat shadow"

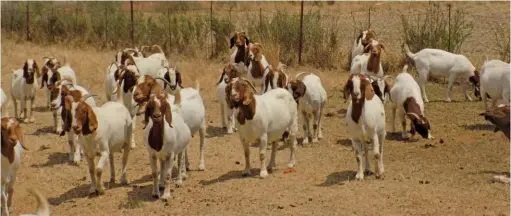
(199, 169), (260, 186)
(48, 181), (129, 206)
(469, 170), (510, 177)
(29, 126), (56, 136)
(461, 123), (494, 131)
(33, 106), (50, 113)
(30, 152), (74, 168)
(250, 141), (290, 151)
(316, 171), (357, 187)
(385, 132), (420, 143)
(206, 125), (227, 138)
(336, 139), (352, 147)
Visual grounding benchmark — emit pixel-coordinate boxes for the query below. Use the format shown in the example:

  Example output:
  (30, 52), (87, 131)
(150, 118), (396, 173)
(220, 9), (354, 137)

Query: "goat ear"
(87, 105), (98, 135)
(23, 61), (29, 77)
(242, 85), (253, 106)
(230, 35), (235, 49)
(14, 122), (28, 150)
(364, 44), (371, 53)
(176, 71), (183, 88)
(343, 80), (352, 100)
(164, 103), (174, 128)
(364, 80), (375, 100)
(142, 101), (152, 130)
(33, 60), (41, 78)
(244, 35), (250, 46)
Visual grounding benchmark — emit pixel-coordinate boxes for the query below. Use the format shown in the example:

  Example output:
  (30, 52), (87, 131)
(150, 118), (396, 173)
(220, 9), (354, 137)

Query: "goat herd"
(1, 29), (510, 215)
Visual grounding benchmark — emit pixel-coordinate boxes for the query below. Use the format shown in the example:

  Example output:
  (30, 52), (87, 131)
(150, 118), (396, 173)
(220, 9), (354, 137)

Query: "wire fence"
(1, 1), (509, 69)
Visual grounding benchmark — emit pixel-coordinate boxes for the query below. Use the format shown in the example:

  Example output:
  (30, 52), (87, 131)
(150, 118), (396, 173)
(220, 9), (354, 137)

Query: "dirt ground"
(1, 38), (509, 216)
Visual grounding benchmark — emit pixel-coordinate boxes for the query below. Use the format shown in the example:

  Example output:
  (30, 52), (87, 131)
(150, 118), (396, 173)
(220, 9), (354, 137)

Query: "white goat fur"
(404, 44), (477, 103)
(345, 75), (386, 180)
(351, 30), (373, 62)
(233, 86), (298, 178)
(479, 59), (510, 111)
(289, 73), (327, 144)
(389, 65), (433, 140)
(144, 96), (191, 200)
(70, 101), (133, 195)
(51, 81), (97, 163)
(105, 63), (119, 102)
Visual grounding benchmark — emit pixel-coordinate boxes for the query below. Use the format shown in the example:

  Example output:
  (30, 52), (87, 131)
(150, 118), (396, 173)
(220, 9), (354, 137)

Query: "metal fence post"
(298, 0), (304, 64)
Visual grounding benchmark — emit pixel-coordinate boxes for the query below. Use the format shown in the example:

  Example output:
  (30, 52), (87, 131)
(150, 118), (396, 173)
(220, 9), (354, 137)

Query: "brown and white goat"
(480, 104), (510, 140)
(246, 43), (271, 93)
(11, 59), (40, 123)
(350, 39), (385, 77)
(263, 63), (289, 93)
(216, 64), (243, 133)
(1, 117), (29, 216)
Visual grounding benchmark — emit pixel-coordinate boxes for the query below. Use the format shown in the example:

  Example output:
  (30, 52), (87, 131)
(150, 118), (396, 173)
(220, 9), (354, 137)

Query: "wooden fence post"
(130, 0), (134, 48)
(26, 2), (30, 41)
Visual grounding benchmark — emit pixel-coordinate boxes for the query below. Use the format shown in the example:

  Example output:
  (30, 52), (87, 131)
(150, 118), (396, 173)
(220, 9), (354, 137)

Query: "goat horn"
(155, 77), (173, 87)
(151, 44), (164, 54)
(240, 77), (258, 94)
(295, 72), (308, 81)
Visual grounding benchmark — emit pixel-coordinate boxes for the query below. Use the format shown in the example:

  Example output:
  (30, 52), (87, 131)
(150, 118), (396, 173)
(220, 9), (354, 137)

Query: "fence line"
(1, 2), (509, 67)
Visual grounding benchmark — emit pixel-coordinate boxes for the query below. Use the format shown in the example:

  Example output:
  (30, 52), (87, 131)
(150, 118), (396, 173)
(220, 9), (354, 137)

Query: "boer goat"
(389, 65), (433, 140)
(403, 43), (479, 103)
(476, 59), (510, 111)
(1, 117), (29, 216)
(343, 74), (386, 180)
(287, 72), (327, 144)
(11, 59), (40, 123)
(480, 104), (510, 140)
(350, 29), (377, 65)
(227, 78), (298, 178)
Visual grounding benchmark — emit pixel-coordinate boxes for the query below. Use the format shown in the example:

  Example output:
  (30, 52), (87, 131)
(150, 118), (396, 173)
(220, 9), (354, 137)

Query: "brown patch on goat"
(217, 64), (242, 85)
(41, 58), (60, 89)
(144, 93), (174, 152)
(118, 69), (139, 94)
(22, 60), (37, 85)
(288, 80), (307, 103)
(403, 97), (430, 139)
(480, 105), (510, 140)
(230, 80), (256, 125)
(249, 43), (266, 79)
(343, 74), (374, 123)
(264, 69), (288, 93)
(134, 75), (157, 104)
(1, 117), (28, 163)
(74, 102), (98, 135)
(365, 40), (385, 75)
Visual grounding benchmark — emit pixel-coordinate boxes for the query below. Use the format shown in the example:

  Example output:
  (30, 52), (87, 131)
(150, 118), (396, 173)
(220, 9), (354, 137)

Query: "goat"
(263, 63), (289, 93)
(19, 188), (50, 216)
(343, 74), (386, 180)
(116, 46), (168, 77)
(11, 59), (40, 123)
(246, 43), (271, 93)
(227, 78), (298, 178)
(40, 57), (60, 109)
(350, 29), (377, 65)
(143, 89), (191, 201)
(134, 75), (207, 171)
(157, 66), (183, 94)
(216, 64), (243, 134)
(112, 63), (141, 149)
(53, 80), (97, 164)
(403, 43), (479, 103)
(480, 104), (510, 140)
(350, 39), (386, 78)
(1, 117), (29, 216)
(1, 88), (9, 117)
(476, 59), (510, 111)
(45, 66), (78, 134)
(69, 98), (133, 195)
(230, 31), (251, 67)
(389, 65), (433, 140)
(287, 72), (327, 144)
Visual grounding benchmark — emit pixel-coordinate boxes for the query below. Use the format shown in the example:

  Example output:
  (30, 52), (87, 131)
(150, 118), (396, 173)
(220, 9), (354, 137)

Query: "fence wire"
(1, 1), (509, 67)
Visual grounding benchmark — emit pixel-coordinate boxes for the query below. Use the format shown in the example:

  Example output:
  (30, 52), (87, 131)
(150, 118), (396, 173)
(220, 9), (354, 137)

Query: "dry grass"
(1, 36), (510, 215)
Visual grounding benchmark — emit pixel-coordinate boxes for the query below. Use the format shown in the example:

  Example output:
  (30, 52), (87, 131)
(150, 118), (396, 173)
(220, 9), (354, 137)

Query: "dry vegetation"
(1, 1), (510, 216)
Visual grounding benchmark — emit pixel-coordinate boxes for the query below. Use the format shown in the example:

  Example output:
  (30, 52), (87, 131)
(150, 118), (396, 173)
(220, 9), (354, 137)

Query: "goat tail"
(195, 79), (200, 91)
(151, 44), (164, 54)
(27, 188), (50, 216)
(403, 43), (416, 60)
(403, 64), (409, 73)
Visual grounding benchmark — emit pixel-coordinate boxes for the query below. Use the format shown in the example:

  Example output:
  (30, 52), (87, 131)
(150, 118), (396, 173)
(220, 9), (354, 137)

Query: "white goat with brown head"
(10, 59), (40, 123)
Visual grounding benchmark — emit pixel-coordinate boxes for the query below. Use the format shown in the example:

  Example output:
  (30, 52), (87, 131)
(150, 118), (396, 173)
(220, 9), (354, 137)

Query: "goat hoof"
(302, 139), (309, 145)
(152, 193), (160, 199)
(176, 180), (184, 188)
(160, 194), (172, 201)
(199, 164), (205, 171)
(259, 170), (269, 178)
(376, 172), (385, 180)
(355, 172), (365, 180)
(242, 169), (251, 177)
(364, 170), (373, 176)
